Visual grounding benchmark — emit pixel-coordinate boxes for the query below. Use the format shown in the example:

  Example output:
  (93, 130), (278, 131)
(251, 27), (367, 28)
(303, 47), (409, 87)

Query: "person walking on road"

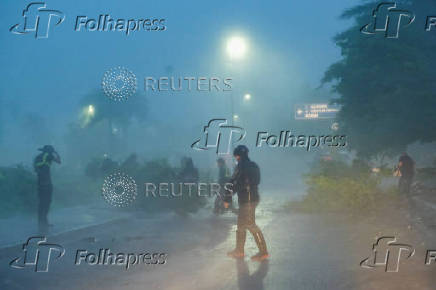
(225, 145), (269, 261)
(397, 152), (415, 194)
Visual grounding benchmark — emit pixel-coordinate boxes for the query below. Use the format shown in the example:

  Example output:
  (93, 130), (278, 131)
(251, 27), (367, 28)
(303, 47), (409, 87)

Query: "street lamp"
(80, 104), (95, 128)
(226, 35), (248, 125)
(226, 36), (247, 60)
(87, 105), (95, 116)
(244, 93), (251, 101)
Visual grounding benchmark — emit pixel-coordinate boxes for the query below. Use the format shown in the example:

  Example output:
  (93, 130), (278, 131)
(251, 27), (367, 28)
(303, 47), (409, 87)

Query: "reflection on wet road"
(1, 193), (436, 290)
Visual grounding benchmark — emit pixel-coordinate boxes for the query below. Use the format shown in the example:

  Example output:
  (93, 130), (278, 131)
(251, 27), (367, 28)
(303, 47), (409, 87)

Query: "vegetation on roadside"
(0, 154), (209, 219)
(288, 156), (398, 213)
(0, 165), (37, 218)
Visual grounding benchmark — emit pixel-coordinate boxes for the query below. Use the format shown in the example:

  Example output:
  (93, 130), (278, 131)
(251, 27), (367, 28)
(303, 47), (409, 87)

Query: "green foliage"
(0, 155), (208, 218)
(52, 171), (101, 208)
(85, 157), (119, 179)
(291, 158), (396, 212)
(0, 165), (102, 218)
(0, 165), (37, 217)
(323, 0), (436, 158)
(416, 167), (436, 183)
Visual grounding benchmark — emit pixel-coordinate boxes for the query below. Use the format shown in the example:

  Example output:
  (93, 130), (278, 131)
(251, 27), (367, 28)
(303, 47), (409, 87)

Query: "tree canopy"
(323, 0), (436, 158)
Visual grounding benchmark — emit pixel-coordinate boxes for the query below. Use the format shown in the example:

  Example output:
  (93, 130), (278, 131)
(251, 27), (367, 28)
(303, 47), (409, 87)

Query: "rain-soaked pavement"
(1, 193), (436, 290)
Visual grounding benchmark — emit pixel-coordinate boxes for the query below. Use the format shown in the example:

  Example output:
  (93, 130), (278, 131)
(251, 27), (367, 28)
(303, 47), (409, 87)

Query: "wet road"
(1, 194), (436, 290)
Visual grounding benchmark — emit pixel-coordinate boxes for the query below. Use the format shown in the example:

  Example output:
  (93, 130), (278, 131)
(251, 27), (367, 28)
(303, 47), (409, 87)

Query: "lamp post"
(226, 35), (247, 126)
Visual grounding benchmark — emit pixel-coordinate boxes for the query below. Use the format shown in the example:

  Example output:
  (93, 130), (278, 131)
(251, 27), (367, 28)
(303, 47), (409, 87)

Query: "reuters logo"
(102, 66), (137, 101)
(102, 172), (137, 207)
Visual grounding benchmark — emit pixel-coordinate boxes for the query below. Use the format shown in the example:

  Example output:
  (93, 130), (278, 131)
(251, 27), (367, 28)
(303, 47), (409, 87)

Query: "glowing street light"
(87, 105), (95, 116)
(226, 36), (247, 60)
(244, 93), (251, 101)
(80, 104), (96, 128)
(225, 35), (248, 126)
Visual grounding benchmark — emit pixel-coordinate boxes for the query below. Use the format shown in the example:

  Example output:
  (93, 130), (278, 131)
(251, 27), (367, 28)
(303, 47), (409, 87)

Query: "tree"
(322, 0), (436, 159)
(78, 90), (147, 133)
(64, 90), (147, 165)
(0, 96), (3, 145)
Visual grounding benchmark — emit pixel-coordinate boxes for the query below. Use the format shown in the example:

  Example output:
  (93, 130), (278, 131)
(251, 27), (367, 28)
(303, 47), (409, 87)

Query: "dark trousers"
(237, 202), (259, 231)
(235, 201), (267, 254)
(399, 175), (413, 194)
(38, 184), (53, 227)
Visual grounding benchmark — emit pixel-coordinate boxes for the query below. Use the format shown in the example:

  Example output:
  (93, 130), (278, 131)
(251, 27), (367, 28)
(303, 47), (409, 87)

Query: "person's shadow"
(236, 259), (269, 290)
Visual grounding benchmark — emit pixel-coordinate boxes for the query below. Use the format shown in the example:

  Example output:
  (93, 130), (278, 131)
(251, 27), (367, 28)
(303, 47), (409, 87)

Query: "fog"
(3, 1), (436, 290)
(0, 0), (362, 200)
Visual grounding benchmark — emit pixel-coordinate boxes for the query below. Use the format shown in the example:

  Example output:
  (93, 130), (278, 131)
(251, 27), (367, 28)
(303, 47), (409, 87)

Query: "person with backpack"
(224, 145), (269, 261)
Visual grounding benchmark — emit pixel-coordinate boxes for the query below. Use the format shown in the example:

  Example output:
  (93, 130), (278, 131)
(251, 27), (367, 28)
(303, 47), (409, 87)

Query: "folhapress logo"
(360, 237), (415, 272)
(192, 119), (246, 155)
(10, 2), (65, 39)
(361, 2), (415, 38)
(10, 3), (166, 39)
(10, 237), (65, 272)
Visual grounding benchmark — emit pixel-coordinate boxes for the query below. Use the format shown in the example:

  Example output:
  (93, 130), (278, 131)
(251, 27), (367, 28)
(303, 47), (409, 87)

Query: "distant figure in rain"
(121, 153), (139, 175)
(397, 152), (415, 194)
(100, 154), (118, 176)
(214, 157), (232, 215)
(33, 145), (61, 232)
(178, 157), (199, 183)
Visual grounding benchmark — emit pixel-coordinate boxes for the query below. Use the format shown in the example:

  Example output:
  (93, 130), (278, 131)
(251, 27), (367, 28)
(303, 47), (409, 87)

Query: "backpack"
(248, 161), (261, 186)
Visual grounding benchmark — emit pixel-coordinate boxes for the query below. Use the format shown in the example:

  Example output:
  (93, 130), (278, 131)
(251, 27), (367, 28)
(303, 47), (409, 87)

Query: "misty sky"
(0, 0), (361, 168)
